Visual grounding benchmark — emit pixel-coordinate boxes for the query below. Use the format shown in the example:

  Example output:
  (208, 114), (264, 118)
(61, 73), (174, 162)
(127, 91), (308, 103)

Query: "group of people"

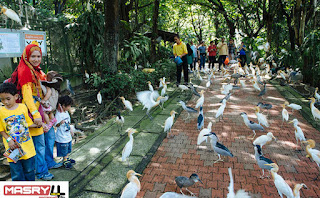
(173, 36), (248, 86)
(0, 42), (75, 181)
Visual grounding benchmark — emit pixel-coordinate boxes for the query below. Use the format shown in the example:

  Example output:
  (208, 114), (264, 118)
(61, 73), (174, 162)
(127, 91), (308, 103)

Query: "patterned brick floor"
(137, 72), (320, 198)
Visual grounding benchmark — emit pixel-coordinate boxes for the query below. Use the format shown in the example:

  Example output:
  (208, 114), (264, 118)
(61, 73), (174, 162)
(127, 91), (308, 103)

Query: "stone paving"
(137, 73), (320, 198)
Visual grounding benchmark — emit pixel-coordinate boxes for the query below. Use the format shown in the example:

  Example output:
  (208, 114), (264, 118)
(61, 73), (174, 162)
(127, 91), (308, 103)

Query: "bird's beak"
(273, 136), (277, 141)
(135, 173), (142, 176)
(302, 141), (308, 144)
(303, 184), (308, 189)
(204, 134), (210, 136)
(198, 179), (203, 184)
(264, 164), (272, 166)
(289, 120), (293, 123)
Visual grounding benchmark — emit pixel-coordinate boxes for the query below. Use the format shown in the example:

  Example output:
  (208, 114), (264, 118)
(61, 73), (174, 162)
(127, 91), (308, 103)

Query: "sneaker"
(67, 158), (76, 165)
(49, 162), (63, 169)
(63, 161), (73, 169)
(41, 172), (54, 181)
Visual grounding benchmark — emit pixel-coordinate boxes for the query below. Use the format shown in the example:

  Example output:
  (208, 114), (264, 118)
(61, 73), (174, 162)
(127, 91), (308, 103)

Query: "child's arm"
(41, 86), (52, 103)
(29, 124), (39, 128)
(55, 120), (65, 128)
(0, 131), (20, 150)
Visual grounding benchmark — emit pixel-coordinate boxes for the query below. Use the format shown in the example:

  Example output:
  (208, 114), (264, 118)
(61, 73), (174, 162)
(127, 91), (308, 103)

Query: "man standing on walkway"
(208, 40), (217, 69)
(217, 38), (228, 71)
(239, 41), (247, 67)
(228, 39), (236, 60)
(173, 35), (188, 86)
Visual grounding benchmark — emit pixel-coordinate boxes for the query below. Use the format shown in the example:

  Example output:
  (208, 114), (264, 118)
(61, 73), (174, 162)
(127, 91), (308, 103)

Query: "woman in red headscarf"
(13, 43), (56, 180)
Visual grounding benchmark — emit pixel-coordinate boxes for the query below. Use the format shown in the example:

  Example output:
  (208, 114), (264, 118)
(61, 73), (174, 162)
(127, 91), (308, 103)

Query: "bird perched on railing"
(121, 128), (138, 167)
(164, 110), (177, 138)
(179, 101), (197, 120)
(285, 102), (302, 112)
(216, 99), (227, 121)
(254, 145), (274, 179)
(136, 91), (163, 120)
(175, 174), (203, 196)
(114, 111), (124, 134)
(66, 79), (75, 96)
(197, 122), (213, 147)
(159, 77), (165, 88)
(265, 163), (294, 198)
(159, 95), (169, 109)
(120, 170), (142, 198)
(227, 168), (251, 198)
(309, 98), (320, 121)
(204, 132), (233, 163)
(240, 112), (264, 139)
(0, 5), (21, 25)
(161, 81), (167, 96)
(195, 90), (205, 108)
(253, 132), (277, 152)
(254, 106), (269, 127)
(281, 103), (289, 126)
(197, 106), (204, 130)
(303, 139), (320, 179)
(97, 91), (102, 104)
(289, 119), (306, 150)
(119, 96), (133, 112)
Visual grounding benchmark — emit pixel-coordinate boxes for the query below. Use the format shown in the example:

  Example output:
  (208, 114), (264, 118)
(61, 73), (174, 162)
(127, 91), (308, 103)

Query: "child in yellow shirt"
(0, 83), (37, 181)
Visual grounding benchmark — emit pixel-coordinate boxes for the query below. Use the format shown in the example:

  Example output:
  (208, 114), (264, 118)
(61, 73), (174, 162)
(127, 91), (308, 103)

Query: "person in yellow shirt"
(0, 83), (37, 181)
(217, 38), (229, 71)
(173, 35), (188, 86)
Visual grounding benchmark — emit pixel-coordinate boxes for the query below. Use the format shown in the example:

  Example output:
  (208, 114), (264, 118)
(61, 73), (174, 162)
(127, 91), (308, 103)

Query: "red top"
(208, 45), (217, 56)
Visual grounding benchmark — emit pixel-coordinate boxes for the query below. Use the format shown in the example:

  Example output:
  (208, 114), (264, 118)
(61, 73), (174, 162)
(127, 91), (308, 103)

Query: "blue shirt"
(239, 45), (246, 55)
(198, 46), (206, 54)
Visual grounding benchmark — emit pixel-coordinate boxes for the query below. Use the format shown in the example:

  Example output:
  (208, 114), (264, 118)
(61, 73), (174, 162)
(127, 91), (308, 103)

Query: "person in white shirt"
(190, 41), (197, 71)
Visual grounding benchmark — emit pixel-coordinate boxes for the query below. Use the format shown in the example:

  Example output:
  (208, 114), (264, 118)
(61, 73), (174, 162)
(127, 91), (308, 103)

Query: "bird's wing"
(137, 91), (154, 109)
(160, 192), (194, 198)
(235, 190), (251, 198)
(197, 129), (209, 145)
(175, 176), (189, 188)
(151, 91), (160, 101)
(227, 168), (235, 198)
(216, 142), (232, 153)
(122, 141), (133, 161)
(186, 106), (198, 113)
(120, 182), (138, 198)
(259, 156), (273, 164)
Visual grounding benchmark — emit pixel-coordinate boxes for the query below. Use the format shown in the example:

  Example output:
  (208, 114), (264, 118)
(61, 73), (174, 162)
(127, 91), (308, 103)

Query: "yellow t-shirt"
(0, 104), (36, 162)
(173, 42), (188, 56)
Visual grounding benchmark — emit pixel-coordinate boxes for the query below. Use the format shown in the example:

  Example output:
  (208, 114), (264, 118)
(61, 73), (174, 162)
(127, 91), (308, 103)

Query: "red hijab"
(13, 44), (46, 92)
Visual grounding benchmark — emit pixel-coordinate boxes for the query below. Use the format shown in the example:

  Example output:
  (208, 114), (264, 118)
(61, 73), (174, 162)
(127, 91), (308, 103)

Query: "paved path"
(137, 73), (320, 198)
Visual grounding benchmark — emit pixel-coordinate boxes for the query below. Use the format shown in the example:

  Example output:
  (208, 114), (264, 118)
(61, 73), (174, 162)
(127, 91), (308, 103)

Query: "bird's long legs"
(185, 188), (196, 196)
(213, 154), (224, 163)
(259, 169), (269, 179)
(180, 189), (185, 195)
(248, 130), (256, 139)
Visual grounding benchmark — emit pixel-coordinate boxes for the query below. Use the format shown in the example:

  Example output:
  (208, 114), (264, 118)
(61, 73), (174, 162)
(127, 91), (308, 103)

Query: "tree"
(150, 0), (160, 63)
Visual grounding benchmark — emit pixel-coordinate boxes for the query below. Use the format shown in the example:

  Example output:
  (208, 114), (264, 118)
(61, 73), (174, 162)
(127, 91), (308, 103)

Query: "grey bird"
(204, 132), (234, 163)
(257, 102), (272, 115)
(66, 79), (75, 96)
(258, 83), (267, 98)
(197, 106), (204, 130)
(189, 84), (200, 97)
(254, 145), (274, 179)
(175, 173), (203, 196)
(220, 93), (231, 103)
(240, 112), (265, 139)
(179, 101), (198, 120)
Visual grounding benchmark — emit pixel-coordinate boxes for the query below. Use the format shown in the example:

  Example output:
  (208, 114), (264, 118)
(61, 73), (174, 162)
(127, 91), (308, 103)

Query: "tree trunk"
(150, 0), (160, 63)
(104, 0), (120, 74)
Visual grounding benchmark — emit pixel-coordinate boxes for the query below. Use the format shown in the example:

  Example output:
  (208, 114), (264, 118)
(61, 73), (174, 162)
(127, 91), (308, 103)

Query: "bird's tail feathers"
(235, 190), (251, 198)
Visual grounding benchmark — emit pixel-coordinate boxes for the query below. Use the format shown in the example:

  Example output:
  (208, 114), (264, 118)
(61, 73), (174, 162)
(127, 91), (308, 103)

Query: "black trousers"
(218, 55), (227, 70)
(240, 54), (246, 67)
(176, 56), (188, 84)
(208, 56), (216, 69)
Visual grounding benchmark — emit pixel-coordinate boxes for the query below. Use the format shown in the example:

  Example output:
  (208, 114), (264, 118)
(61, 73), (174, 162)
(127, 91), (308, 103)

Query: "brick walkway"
(137, 72), (320, 198)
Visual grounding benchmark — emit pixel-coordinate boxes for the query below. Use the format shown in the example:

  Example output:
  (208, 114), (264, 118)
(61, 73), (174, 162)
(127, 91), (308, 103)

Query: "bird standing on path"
(309, 98), (320, 121)
(195, 90), (205, 108)
(115, 111), (124, 134)
(289, 119), (306, 150)
(121, 129), (138, 167)
(119, 96), (133, 112)
(285, 102), (302, 112)
(281, 103), (289, 126)
(293, 184), (308, 198)
(227, 167), (251, 198)
(197, 122), (213, 147)
(204, 132), (234, 163)
(159, 192), (193, 198)
(240, 112), (265, 139)
(253, 132), (277, 151)
(97, 91), (102, 104)
(216, 99), (227, 121)
(303, 139), (320, 179)
(175, 174), (203, 196)
(254, 145), (274, 179)
(120, 170), (142, 198)
(257, 102), (272, 114)
(258, 83), (267, 99)
(197, 106), (204, 130)
(179, 101), (197, 120)
(164, 111), (177, 138)
(254, 106), (269, 127)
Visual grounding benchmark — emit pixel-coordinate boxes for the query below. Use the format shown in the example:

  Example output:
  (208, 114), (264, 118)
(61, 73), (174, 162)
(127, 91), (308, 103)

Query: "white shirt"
(55, 111), (72, 143)
(191, 45), (197, 57)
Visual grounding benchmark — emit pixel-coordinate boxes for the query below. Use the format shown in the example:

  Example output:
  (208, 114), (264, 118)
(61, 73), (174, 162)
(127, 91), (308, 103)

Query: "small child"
(55, 95), (75, 169)
(0, 83), (37, 181)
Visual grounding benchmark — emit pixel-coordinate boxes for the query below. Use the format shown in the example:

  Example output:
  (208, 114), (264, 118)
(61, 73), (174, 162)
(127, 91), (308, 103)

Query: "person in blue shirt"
(198, 41), (206, 70)
(238, 41), (247, 67)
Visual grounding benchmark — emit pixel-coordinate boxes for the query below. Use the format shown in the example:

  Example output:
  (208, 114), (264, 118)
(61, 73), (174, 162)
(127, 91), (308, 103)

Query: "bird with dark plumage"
(257, 102), (272, 115)
(197, 106), (204, 130)
(258, 83), (266, 98)
(240, 112), (264, 139)
(204, 132), (233, 163)
(254, 145), (274, 179)
(179, 101), (198, 120)
(175, 173), (203, 196)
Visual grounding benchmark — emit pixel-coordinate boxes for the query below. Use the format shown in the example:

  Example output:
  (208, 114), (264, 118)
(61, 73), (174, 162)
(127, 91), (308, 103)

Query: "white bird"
(285, 102), (302, 112)
(159, 78), (164, 88)
(303, 139), (320, 173)
(147, 81), (154, 92)
(161, 82), (167, 96)
(293, 183), (307, 198)
(136, 91), (163, 120)
(178, 84), (189, 91)
(315, 87), (320, 101)
(252, 80), (261, 91)
(114, 111), (124, 133)
(227, 168), (251, 198)
(253, 132), (277, 149)
(254, 106), (269, 127)
(195, 90), (205, 108)
(197, 122), (213, 146)
(160, 192), (193, 198)
(240, 80), (246, 88)
(265, 163), (294, 198)
(119, 96), (133, 111)
(164, 110), (177, 138)
(85, 70), (90, 79)
(121, 129), (138, 166)
(289, 119), (306, 150)
(216, 99), (227, 121)
(279, 70), (286, 80)
(206, 80), (211, 88)
(97, 91), (102, 104)
(281, 103), (289, 125)
(0, 5), (21, 25)
(120, 170), (142, 198)
(309, 98), (320, 121)
(159, 95), (169, 109)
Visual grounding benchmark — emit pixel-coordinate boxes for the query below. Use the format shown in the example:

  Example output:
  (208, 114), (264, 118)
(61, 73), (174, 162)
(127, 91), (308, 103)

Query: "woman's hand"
(34, 118), (43, 127)
(8, 140), (20, 150)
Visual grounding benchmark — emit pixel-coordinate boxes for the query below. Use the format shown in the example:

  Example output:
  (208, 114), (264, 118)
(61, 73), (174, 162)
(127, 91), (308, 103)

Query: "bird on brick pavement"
(160, 192), (194, 198)
(119, 96), (133, 112)
(220, 93), (231, 103)
(302, 139), (320, 180)
(216, 99), (227, 121)
(164, 110), (177, 138)
(258, 83), (266, 99)
(179, 101), (197, 120)
(227, 167), (251, 198)
(281, 103), (289, 127)
(120, 170), (142, 198)
(197, 122), (213, 147)
(254, 145), (274, 179)
(240, 112), (265, 139)
(264, 163), (294, 198)
(285, 102), (302, 112)
(293, 183), (307, 198)
(289, 119), (306, 150)
(121, 128), (138, 167)
(195, 90), (205, 108)
(175, 173), (203, 196)
(204, 132), (233, 163)
(189, 83), (200, 97)
(257, 102), (272, 115)
(309, 98), (320, 121)
(197, 106), (204, 130)
(253, 132), (277, 152)
(254, 106), (269, 127)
